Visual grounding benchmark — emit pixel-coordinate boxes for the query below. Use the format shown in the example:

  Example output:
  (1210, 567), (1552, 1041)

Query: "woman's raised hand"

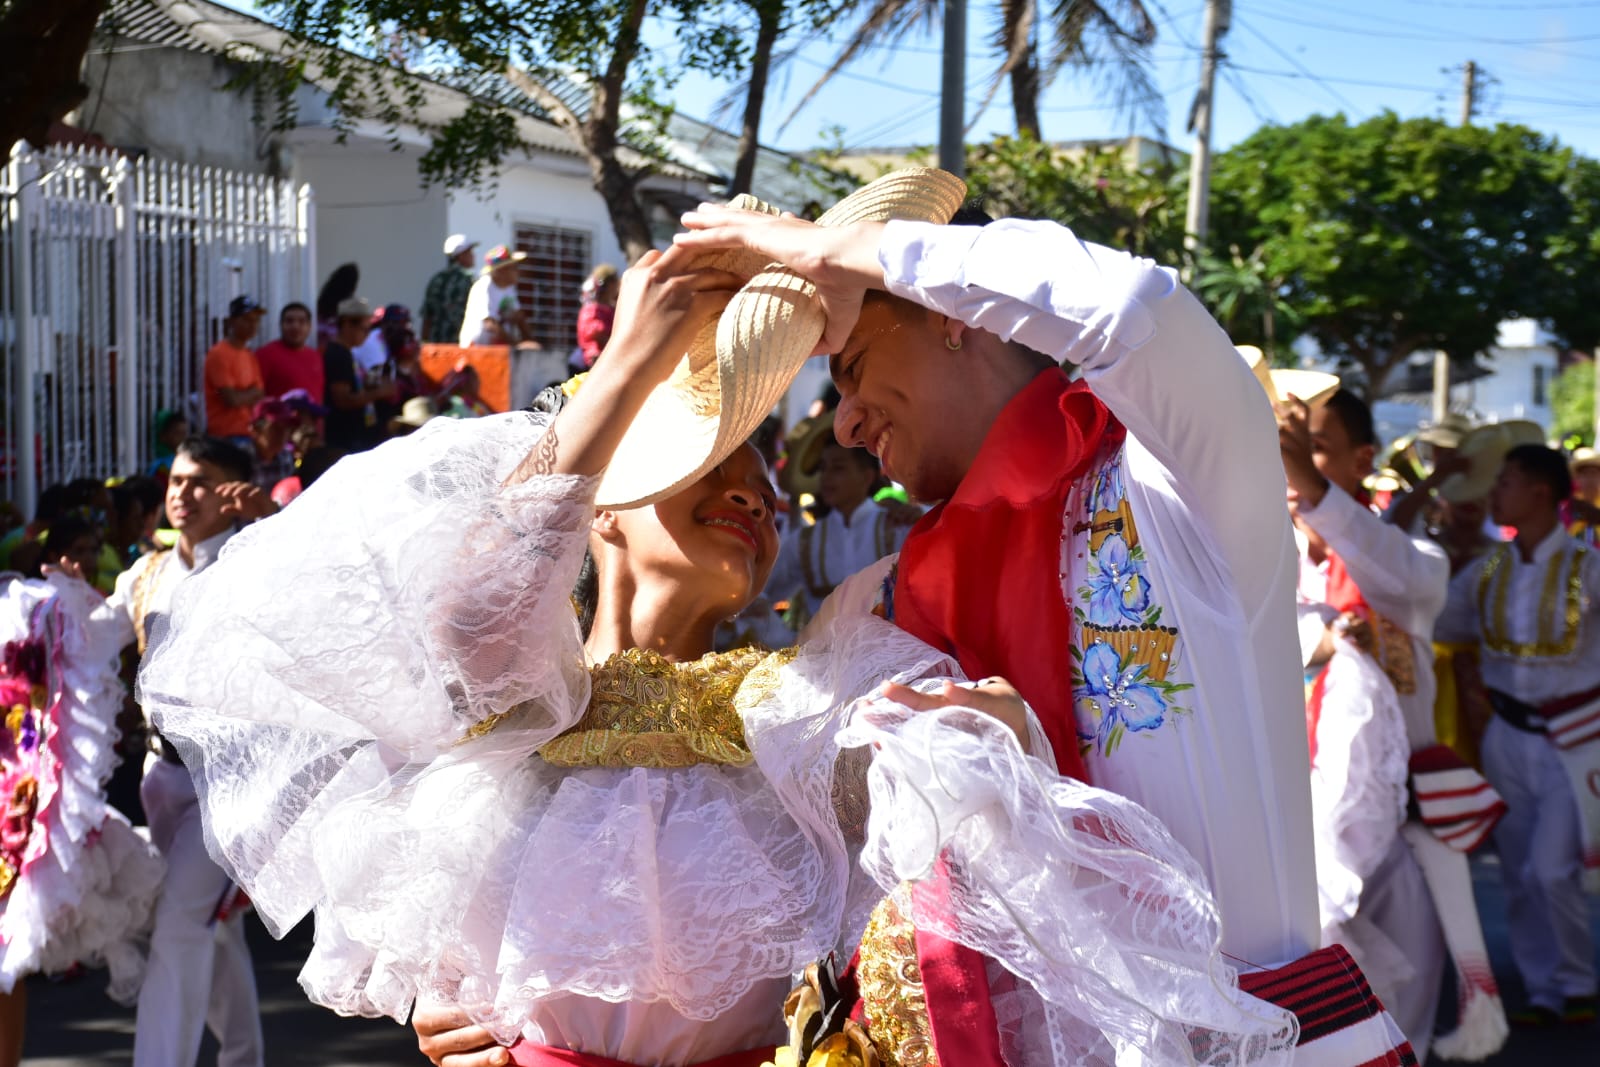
(879, 677), (1033, 754)
(674, 210), (888, 356)
(595, 246), (743, 388)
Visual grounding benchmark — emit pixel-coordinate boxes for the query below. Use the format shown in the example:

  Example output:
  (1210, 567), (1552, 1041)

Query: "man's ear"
(941, 314), (968, 351)
(592, 510), (622, 543)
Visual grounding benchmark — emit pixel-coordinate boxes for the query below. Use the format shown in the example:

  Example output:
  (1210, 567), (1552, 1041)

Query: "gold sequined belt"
(538, 726), (753, 769)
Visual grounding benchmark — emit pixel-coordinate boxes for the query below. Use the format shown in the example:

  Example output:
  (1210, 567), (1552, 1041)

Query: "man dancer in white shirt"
(676, 195), (1413, 1064)
(764, 438), (909, 632)
(1280, 389), (1505, 1058)
(1437, 444), (1600, 1027)
(93, 437), (275, 1067)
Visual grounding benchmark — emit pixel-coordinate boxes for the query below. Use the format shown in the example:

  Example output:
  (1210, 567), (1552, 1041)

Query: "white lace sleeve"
(839, 702), (1299, 1067)
(138, 412), (599, 935)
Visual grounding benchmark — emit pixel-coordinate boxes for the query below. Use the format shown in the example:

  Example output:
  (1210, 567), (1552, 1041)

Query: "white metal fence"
(1, 144), (314, 511)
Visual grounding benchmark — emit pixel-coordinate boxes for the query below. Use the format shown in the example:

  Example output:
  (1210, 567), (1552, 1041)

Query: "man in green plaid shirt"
(421, 234), (477, 343)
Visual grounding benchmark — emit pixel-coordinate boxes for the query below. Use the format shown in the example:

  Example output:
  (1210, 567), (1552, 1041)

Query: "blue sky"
(657, 0), (1600, 159)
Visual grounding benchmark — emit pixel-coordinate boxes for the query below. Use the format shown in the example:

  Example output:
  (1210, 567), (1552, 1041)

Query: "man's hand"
(1274, 396), (1330, 509)
(880, 677), (1032, 754)
(40, 556), (88, 583)
(412, 1003), (510, 1067)
(215, 482), (277, 522)
(674, 211), (888, 355)
(1335, 610), (1375, 656)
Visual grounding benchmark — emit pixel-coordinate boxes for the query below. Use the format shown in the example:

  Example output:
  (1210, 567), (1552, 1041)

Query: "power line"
(1248, 6), (1600, 46)
(1232, 17), (1360, 112)
(1223, 61), (1600, 110)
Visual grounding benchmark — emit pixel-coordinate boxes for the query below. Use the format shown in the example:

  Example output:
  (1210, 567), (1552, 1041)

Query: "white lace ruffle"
(840, 701), (1299, 1067)
(1310, 637), (1410, 934)
(139, 412), (598, 937)
(0, 577), (164, 996)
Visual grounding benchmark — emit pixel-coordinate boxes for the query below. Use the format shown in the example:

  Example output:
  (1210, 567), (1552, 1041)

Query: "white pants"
(1352, 831), (1447, 1061)
(1481, 715), (1598, 1011)
(133, 757), (265, 1067)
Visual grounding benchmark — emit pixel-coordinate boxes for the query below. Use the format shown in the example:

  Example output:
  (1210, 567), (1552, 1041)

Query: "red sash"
(892, 367), (1120, 785)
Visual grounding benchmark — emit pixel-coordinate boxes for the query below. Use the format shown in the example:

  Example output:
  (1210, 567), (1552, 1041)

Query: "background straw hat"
(1438, 424), (1512, 503)
(596, 167), (968, 509)
(1237, 345), (1342, 410)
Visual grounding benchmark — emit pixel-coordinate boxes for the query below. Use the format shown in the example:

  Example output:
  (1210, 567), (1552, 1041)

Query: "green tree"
(960, 133), (1185, 263)
(0, 0), (107, 158)
(1208, 113), (1600, 396)
(251, 0), (757, 261)
(1552, 360), (1596, 447)
(1190, 244), (1302, 364)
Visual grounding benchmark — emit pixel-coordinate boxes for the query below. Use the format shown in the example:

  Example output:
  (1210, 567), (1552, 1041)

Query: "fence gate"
(0, 144), (313, 512)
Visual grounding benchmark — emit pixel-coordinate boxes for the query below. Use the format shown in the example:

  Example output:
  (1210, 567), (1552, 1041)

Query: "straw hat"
(1491, 419), (1546, 449)
(595, 167), (968, 509)
(1237, 346), (1341, 410)
(1572, 446), (1600, 473)
(1438, 424), (1511, 503)
(777, 411), (837, 498)
(1417, 412), (1474, 450)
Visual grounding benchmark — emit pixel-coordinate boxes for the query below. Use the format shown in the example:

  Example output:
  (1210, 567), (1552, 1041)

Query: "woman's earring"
(944, 335), (962, 351)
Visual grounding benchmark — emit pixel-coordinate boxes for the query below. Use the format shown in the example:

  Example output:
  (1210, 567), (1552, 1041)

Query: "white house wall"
(446, 161), (625, 280)
(290, 140), (450, 318)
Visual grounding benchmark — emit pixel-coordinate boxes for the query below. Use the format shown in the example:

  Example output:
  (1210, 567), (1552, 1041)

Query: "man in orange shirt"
(204, 296), (266, 443)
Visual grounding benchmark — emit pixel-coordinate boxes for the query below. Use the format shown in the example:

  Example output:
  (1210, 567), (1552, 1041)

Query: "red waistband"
(507, 1041), (776, 1067)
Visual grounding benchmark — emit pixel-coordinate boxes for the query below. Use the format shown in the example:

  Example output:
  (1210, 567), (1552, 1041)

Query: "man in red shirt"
(203, 296), (266, 442)
(255, 302), (323, 404)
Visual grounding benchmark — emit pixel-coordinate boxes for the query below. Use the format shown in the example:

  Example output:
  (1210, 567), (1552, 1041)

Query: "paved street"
(21, 856), (1600, 1065)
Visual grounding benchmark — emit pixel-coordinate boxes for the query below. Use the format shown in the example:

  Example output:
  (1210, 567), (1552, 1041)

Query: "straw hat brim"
(1572, 447), (1600, 472)
(1238, 346), (1342, 409)
(596, 168), (968, 510)
(1438, 425), (1511, 503)
(777, 411), (837, 498)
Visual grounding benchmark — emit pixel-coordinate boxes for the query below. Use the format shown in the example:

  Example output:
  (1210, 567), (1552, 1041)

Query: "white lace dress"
(138, 412), (1295, 1067)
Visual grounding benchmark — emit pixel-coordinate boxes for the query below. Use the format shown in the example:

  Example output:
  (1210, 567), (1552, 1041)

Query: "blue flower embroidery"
(1074, 641), (1170, 754)
(1085, 533), (1150, 626)
(1091, 463), (1124, 515)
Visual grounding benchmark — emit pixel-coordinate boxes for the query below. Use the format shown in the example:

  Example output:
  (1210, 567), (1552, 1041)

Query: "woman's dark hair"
(527, 385), (601, 637)
(111, 476), (162, 519)
(297, 446), (340, 489)
(316, 262), (360, 321)
(1505, 444), (1573, 504)
(175, 435), (254, 484)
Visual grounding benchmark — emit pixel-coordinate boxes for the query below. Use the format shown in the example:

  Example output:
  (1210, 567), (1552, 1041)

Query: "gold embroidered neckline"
(1476, 542), (1588, 659)
(538, 645), (796, 769)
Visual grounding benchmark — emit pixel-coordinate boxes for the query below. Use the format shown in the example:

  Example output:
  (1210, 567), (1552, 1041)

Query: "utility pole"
(1184, 0), (1231, 261)
(939, 0), (966, 177)
(1460, 60), (1477, 125)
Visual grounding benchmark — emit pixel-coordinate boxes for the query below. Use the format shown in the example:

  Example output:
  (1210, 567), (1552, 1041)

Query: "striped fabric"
(1408, 744), (1507, 853)
(1238, 945), (1418, 1067)
(1547, 694), (1600, 751)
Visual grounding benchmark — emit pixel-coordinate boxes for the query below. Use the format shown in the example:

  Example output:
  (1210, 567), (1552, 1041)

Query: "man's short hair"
(280, 301), (312, 321)
(175, 435), (254, 484)
(1505, 444), (1573, 503)
(1322, 389), (1378, 448)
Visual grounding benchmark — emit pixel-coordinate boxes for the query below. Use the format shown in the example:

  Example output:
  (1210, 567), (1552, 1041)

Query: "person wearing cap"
(323, 297), (399, 453)
(460, 244), (530, 347)
(137, 237), (1293, 1067)
(676, 190), (1417, 1065)
(249, 398), (298, 493)
(424, 235), (478, 343)
(1565, 447), (1600, 546)
(1279, 388), (1506, 1058)
(255, 302), (324, 405)
(1436, 444), (1600, 1028)
(203, 296), (267, 443)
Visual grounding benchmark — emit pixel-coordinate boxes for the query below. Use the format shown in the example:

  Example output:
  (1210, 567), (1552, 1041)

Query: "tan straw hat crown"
(596, 167), (968, 509)
(1237, 345), (1342, 410)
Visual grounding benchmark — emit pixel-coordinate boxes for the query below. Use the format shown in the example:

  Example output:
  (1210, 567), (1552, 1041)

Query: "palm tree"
(780, 0), (1161, 142)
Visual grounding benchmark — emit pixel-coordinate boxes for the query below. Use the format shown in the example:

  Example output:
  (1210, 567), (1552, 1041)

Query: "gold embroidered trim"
(856, 883), (937, 1067)
(1476, 543), (1587, 659)
(130, 550), (172, 657)
(537, 645), (796, 769)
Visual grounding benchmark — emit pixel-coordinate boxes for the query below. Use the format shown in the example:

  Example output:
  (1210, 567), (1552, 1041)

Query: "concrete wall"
(1453, 346), (1559, 430)
(77, 47), (273, 174)
(446, 157), (624, 276)
(289, 138), (450, 319)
